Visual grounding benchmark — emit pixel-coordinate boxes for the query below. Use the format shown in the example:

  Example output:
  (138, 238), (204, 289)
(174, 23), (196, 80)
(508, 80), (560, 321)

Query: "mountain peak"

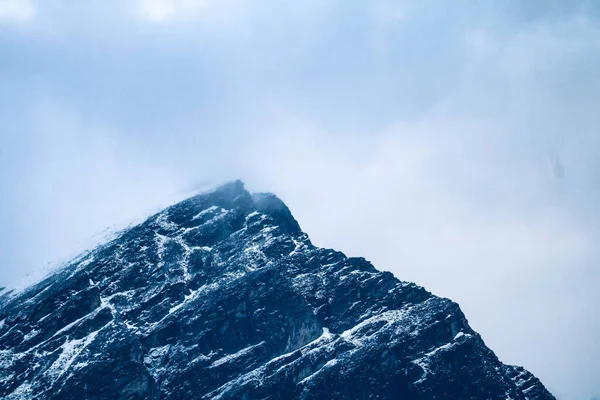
(0, 182), (555, 400)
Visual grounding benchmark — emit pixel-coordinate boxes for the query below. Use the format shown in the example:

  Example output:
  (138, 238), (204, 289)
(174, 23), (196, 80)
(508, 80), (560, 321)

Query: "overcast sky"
(1, 0), (599, 398)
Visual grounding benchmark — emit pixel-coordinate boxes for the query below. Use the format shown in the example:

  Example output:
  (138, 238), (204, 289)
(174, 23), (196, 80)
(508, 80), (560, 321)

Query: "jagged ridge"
(0, 181), (555, 399)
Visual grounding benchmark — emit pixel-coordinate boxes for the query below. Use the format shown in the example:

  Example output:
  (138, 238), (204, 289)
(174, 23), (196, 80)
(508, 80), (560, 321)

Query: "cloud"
(136, 0), (196, 22)
(0, 0), (34, 23)
(133, 0), (247, 23)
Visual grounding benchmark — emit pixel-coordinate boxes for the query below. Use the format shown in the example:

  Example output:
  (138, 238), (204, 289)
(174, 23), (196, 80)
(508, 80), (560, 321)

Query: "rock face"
(0, 181), (555, 400)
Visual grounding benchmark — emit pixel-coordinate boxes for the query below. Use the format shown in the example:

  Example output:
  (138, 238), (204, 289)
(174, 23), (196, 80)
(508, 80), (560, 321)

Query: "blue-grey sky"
(1, 1), (599, 398)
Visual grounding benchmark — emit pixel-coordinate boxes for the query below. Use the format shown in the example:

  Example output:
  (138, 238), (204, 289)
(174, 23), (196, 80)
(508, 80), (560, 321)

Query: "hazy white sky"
(1, 1), (599, 398)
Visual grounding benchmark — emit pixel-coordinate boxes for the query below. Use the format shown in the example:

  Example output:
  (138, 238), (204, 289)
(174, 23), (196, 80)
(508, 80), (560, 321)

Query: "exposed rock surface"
(0, 181), (555, 399)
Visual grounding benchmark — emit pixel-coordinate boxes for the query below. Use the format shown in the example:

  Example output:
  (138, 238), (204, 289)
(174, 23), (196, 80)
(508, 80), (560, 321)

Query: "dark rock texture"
(0, 181), (555, 399)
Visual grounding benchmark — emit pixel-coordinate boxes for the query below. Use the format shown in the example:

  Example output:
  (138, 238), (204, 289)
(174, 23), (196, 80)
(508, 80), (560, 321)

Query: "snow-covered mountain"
(0, 181), (555, 399)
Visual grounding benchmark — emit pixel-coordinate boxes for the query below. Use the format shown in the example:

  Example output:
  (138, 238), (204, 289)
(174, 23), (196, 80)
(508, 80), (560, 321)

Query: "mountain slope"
(0, 181), (555, 399)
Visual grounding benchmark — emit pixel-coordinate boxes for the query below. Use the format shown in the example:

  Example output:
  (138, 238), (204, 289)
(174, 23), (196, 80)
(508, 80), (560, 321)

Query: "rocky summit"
(0, 181), (555, 399)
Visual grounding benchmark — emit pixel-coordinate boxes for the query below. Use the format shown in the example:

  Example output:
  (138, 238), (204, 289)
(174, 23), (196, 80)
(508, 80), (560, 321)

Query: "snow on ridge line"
(298, 358), (339, 385)
(210, 342), (266, 368)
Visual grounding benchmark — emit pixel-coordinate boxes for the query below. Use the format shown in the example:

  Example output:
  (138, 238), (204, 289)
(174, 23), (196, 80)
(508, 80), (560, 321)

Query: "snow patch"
(210, 342), (265, 368)
(46, 330), (99, 381)
(191, 206), (224, 221)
